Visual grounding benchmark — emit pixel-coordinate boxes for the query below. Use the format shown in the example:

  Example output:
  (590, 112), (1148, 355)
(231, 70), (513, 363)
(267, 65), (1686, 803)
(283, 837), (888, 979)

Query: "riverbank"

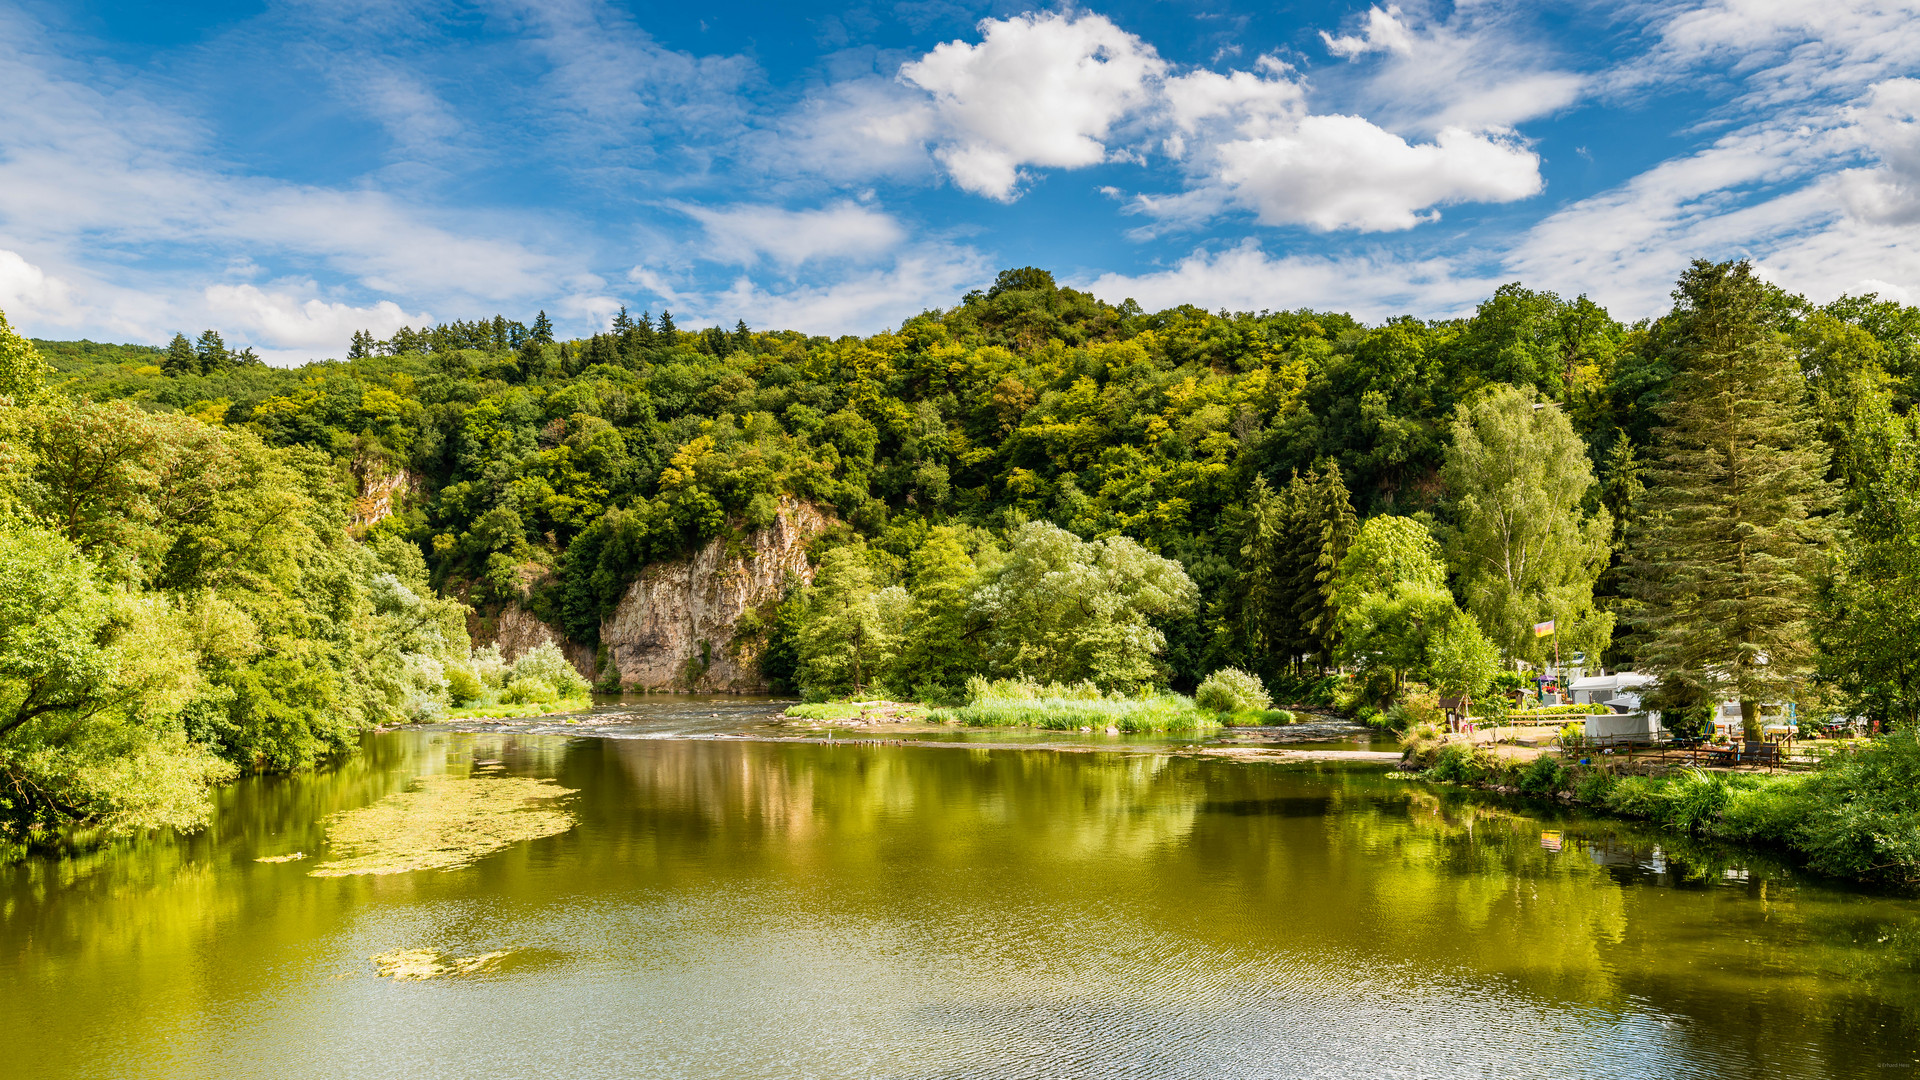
(1399, 734), (1920, 890)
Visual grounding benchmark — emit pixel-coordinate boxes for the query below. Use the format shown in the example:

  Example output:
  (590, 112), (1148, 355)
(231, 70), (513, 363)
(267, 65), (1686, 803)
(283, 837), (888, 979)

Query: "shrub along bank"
(1403, 730), (1920, 889)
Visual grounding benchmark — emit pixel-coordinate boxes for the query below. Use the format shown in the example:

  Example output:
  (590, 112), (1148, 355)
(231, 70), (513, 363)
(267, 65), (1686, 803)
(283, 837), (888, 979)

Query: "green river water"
(4, 699), (1919, 1079)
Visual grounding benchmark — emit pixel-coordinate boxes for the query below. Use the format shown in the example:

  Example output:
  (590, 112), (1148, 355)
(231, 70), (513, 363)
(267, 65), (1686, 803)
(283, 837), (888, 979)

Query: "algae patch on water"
(255, 852), (307, 863)
(312, 774), (576, 877)
(371, 948), (511, 980)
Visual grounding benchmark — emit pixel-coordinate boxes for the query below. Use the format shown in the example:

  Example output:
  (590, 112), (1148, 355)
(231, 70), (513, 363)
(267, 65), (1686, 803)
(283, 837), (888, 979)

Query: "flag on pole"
(1533, 620), (1556, 637)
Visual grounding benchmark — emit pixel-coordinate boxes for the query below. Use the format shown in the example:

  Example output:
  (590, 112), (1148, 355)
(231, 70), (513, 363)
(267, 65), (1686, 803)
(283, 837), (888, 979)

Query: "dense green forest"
(4, 260), (1920, 859)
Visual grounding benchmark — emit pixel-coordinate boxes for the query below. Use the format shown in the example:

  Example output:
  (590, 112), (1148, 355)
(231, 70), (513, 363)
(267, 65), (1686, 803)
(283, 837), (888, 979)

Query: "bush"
(1603, 775), (1670, 819)
(1572, 768), (1616, 805)
(501, 676), (559, 705)
(1719, 775), (1812, 846)
(446, 666), (485, 706)
(1517, 754), (1566, 796)
(508, 643), (590, 698)
(1195, 668), (1271, 713)
(1429, 743), (1496, 784)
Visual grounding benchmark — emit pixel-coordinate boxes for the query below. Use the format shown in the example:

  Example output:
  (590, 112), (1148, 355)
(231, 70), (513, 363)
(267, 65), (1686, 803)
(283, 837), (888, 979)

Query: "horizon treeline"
(16, 261), (1920, 747)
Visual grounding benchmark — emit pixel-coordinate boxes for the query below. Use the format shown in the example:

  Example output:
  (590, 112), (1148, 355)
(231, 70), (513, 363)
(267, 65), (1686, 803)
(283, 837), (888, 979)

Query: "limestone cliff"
(468, 600), (595, 679)
(602, 497), (832, 692)
(349, 456), (417, 532)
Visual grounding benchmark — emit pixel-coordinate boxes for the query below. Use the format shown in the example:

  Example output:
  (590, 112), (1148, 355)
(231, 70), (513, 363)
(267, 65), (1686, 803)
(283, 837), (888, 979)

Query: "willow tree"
(1627, 260), (1835, 739)
(1441, 385), (1612, 666)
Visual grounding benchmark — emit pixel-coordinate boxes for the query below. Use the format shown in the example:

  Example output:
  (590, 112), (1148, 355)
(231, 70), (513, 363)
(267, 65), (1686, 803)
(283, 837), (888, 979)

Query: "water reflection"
(2, 731), (1917, 1079)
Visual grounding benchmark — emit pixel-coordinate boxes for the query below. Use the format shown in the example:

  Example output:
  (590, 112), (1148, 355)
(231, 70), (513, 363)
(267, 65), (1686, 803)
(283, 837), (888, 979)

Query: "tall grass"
(931, 677), (1223, 734)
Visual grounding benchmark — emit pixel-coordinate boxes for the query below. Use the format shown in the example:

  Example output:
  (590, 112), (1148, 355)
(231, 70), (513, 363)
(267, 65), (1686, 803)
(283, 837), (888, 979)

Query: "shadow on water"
(2, 727), (1918, 1079)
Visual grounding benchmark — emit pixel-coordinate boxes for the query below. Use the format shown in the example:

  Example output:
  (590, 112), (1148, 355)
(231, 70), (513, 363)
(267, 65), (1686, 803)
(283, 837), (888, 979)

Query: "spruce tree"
(611, 306), (632, 335)
(163, 333), (197, 377)
(194, 329), (228, 373)
(1307, 465), (1357, 667)
(657, 309), (677, 340)
(1627, 260), (1835, 738)
(531, 310), (554, 345)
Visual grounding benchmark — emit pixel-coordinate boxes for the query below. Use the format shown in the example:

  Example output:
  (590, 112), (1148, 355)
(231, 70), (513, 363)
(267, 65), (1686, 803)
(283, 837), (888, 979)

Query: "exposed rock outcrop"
(602, 497), (832, 692)
(349, 457), (417, 532)
(468, 600), (595, 679)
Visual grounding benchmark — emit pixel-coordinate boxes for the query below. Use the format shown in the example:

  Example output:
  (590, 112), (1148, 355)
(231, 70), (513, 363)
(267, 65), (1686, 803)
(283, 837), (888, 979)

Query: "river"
(4, 700), (1917, 1078)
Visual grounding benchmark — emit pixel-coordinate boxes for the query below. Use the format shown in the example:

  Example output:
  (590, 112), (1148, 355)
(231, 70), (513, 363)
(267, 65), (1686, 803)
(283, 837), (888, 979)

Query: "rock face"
(602, 497), (831, 692)
(470, 601), (596, 679)
(349, 456), (417, 532)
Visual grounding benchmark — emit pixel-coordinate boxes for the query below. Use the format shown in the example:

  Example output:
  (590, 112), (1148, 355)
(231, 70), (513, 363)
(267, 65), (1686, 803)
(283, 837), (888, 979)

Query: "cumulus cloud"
(203, 283), (429, 352)
(1077, 240), (1498, 320)
(0, 248), (79, 324)
(680, 201), (908, 266)
(1211, 118), (1540, 232)
(901, 11), (1167, 199)
(1321, 5), (1418, 59)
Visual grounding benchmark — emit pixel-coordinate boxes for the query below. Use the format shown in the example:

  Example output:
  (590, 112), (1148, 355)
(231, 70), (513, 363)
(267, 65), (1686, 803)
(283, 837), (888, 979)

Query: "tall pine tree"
(1627, 260), (1835, 738)
(163, 333), (197, 377)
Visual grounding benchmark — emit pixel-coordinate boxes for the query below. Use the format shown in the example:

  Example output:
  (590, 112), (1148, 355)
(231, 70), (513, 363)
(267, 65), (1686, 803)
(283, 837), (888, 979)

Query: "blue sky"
(2, 0), (1918, 362)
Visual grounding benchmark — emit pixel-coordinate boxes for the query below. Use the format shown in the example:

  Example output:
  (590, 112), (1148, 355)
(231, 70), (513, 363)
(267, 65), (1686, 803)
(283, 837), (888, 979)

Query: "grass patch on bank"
(928, 678), (1222, 734)
(444, 695), (592, 721)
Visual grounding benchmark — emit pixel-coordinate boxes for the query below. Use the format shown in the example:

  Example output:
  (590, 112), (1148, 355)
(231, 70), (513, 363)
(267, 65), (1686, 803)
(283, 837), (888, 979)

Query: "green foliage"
(1516, 753), (1567, 796)
(0, 311), (51, 402)
(1332, 515), (1454, 689)
(1194, 667), (1271, 712)
(1425, 609), (1501, 703)
(938, 677), (1220, 733)
(1626, 260), (1837, 737)
(1441, 384), (1612, 663)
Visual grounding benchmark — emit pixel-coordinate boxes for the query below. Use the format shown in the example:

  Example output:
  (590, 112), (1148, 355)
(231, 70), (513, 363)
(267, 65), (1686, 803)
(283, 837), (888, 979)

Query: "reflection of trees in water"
(595, 740), (1204, 873)
(6, 732), (1920, 1078)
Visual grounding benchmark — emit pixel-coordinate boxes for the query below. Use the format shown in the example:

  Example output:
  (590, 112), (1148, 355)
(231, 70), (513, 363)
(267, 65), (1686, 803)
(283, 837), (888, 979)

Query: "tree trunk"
(1740, 698), (1759, 742)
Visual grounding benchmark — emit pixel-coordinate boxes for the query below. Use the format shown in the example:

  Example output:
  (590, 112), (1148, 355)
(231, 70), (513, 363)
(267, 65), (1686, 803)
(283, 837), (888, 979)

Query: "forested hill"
(36, 266), (1920, 690)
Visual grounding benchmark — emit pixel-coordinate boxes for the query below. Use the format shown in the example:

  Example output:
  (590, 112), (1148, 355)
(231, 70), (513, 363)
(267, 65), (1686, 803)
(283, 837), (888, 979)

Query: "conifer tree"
(733, 319), (752, 353)
(1307, 465), (1357, 667)
(1627, 260), (1835, 738)
(531, 310), (554, 346)
(194, 329), (228, 373)
(163, 333), (197, 377)
(612, 306), (632, 335)
(347, 329), (374, 360)
(657, 310), (677, 340)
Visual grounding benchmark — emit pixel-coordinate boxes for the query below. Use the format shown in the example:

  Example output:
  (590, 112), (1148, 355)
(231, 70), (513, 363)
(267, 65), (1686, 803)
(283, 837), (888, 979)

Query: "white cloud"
(1077, 240), (1499, 320)
(0, 248), (79, 324)
(1838, 77), (1920, 225)
(901, 12), (1166, 200)
(1321, 5), (1418, 59)
(1211, 119), (1542, 232)
(1320, 3), (1584, 134)
(680, 201), (908, 266)
(203, 283), (428, 353)
(773, 77), (937, 182)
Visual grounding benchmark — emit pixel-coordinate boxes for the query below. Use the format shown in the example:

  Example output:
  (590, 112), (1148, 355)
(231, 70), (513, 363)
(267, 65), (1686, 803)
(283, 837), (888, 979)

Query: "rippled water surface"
(5, 708), (1918, 1079)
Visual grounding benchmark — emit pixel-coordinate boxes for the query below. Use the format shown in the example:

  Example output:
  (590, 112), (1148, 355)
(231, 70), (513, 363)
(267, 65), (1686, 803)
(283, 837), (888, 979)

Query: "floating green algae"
(371, 948), (511, 980)
(311, 775), (576, 877)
